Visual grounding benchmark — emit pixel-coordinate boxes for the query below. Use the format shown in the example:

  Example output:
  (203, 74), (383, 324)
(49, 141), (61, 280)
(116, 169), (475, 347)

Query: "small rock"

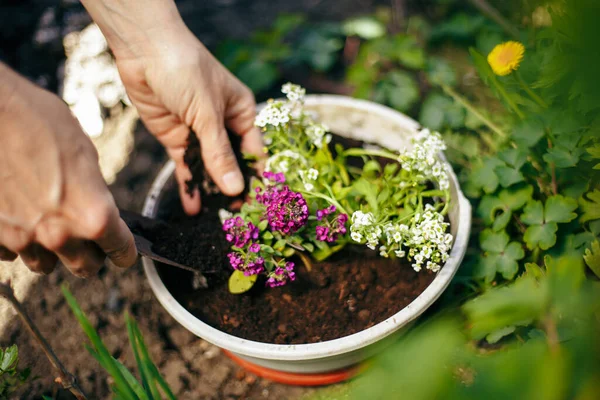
(105, 287), (122, 312)
(277, 324), (287, 333)
(235, 369), (246, 380)
(245, 374), (257, 384)
(282, 294), (292, 302)
(358, 309), (371, 321)
(222, 379), (250, 397)
(347, 295), (357, 312)
(384, 286), (400, 300)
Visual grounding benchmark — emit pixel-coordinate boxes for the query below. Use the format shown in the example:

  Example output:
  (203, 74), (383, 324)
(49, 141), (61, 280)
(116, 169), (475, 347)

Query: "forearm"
(79, 0), (187, 59)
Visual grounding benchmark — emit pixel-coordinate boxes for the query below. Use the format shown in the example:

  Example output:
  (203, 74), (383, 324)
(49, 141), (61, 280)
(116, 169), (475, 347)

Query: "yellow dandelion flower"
(487, 41), (525, 76)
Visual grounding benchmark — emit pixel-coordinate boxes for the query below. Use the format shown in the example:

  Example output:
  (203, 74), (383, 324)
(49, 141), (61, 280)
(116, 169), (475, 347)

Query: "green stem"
(515, 71), (548, 108)
(343, 148), (399, 160)
(301, 191), (350, 215)
(492, 79), (525, 119)
(441, 84), (508, 138)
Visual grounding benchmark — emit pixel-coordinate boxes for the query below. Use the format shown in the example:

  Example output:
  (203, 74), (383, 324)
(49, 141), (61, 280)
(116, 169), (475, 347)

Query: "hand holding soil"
(81, 0), (265, 216)
(0, 62), (137, 277)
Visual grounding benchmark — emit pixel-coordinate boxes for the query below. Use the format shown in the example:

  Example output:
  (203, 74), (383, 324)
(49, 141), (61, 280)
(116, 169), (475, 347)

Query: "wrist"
(80, 0), (188, 60)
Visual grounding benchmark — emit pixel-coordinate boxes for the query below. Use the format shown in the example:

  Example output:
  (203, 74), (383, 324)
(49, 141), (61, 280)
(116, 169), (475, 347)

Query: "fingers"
(18, 243), (58, 275)
(0, 246), (17, 261)
(81, 204), (138, 269)
(225, 82), (257, 137)
(174, 161), (201, 215)
(195, 119), (244, 196)
(55, 239), (106, 278)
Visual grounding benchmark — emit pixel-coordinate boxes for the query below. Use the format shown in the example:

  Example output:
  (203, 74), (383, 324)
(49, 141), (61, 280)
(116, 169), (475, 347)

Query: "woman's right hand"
(0, 62), (138, 277)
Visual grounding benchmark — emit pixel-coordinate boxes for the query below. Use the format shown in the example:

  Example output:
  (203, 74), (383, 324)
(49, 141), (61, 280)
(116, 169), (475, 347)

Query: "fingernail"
(222, 171), (244, 194)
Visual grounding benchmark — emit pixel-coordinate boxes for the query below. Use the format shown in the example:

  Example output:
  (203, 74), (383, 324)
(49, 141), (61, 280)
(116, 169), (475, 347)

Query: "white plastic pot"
(142, 95), (471, 374)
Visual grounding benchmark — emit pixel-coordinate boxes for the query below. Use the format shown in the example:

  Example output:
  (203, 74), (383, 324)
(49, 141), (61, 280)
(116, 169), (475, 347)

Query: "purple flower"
(266, 262), (296, 287)
(227, 251), (265, 276)
(249, 243), (261, 253)
(263, 171), (286, 183)
(316, 205), (336, 221)
(315, 213), (348, 243)
(223, 217), (259, 248)
(258, 185), (308, 234)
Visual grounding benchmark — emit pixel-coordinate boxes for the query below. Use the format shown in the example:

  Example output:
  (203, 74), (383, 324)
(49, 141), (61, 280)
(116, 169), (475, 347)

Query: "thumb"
(194, 114), (244, 196)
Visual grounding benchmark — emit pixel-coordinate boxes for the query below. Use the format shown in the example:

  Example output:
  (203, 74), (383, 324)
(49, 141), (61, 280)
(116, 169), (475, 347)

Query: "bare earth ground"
(0, 0), (386, 398)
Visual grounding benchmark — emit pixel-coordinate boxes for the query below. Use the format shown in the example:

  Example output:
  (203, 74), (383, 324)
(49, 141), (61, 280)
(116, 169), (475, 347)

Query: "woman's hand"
(115, 30), (263, 214)
(0, 63), (138, 276)
(80, 0), (263, 215)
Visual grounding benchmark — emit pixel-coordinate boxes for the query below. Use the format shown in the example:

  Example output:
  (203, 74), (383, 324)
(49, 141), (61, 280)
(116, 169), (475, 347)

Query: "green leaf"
(498, 149), (528, 169)
(363, 159), (382, 174)
(485, 326), (516, 344)
(583, 240), (600, 278)
(303, 242), (315, 252)
(384, 70), (419, 112)
(521, 200), (544, 225)
(391, 35), (425, 69)
(0, 345), (18, 372)
(228, 270), (258, 294)
(263, 231), (274, 240)
(426, 57), (457, 87)
(579, 190), (600, 223)
(543, 146), (584, 168)
(544, 195), (578, 224)
(477, 230), (524, 282)
(274, 239), (287, 250)
(429, 13), (486, 42)
(492, 210), (512, 232)
(342, 17), (386, 39)
(480, 230), (509, 253)
(463, 274), (547, 340)
(524, 223), (558, 250)
(354, 178), (378, 211)
(258, 219), (269, 231)
(469, 157), (503, 194)
(512, 117), (545, 148)
(494, 165), (525, 187)
(419, 92), (465, 130)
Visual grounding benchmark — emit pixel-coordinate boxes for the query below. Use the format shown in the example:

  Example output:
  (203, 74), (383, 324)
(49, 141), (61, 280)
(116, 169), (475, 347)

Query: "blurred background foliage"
(213, 0), (600, 399)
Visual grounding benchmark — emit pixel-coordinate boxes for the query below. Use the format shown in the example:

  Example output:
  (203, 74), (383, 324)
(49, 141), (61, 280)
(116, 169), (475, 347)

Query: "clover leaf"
(579, 189), (600, 223)
(512, 116), (545, 148)
(586, 143), (600, 169)
(476, 230), (525, 282)
(477, 185), (533, 231)
(468, 157), (503, 194)
(426, 57), (457, 87)
(521, 195), (578, 250)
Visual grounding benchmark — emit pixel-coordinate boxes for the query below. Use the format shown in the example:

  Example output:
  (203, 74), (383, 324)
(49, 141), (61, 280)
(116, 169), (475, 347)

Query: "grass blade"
(62, 284), (138, 400)
(125, 313), (160, 400)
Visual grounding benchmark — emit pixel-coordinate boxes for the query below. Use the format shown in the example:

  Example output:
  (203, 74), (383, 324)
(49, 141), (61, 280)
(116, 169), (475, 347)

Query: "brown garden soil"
(145, 133), (436, 345)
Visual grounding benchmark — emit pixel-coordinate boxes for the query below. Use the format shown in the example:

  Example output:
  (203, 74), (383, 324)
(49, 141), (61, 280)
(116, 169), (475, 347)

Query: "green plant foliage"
(62, 285), (175, 400)
(0, 345), (32, 400)
(419, 92), (465, 130)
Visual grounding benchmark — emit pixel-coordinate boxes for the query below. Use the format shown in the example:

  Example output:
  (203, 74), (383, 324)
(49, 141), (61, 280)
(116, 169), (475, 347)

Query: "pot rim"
(142, 94), (471, 361)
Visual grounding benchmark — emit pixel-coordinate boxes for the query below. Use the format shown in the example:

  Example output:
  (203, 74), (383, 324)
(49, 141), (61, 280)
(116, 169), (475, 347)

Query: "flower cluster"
(315, 206), (348, 243)
(400, 129), (450, 190)
(349, 211), (381, 249)
(256, 185), (309, 235)
(349, 205), (452, 272)
(404, 205), (452, 272)
(223, 217), (258, 248)
(298, 168), (319, 191)
(266, 262), (297, 288)
(222, 83), (453, 294)
(223, 218), (266, 276)
(255, 100), (292, 128)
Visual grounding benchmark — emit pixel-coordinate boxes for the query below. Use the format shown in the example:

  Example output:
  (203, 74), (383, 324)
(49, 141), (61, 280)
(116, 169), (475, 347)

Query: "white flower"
(379, 246), (389, 258)
(400, 129), (450, 191)
(265, 150), (305, 174)
(351, 231), (363, 242)
(281, 83), (305, 103)
(395, 249), (406, 257)
(218, 209), (233, 224)
(304, 183), (314, 191)
(255, 100), (291, 128)
(307, 168), (319, 180)
(305, 123), (330, 148)
(351, 211), (375, 228)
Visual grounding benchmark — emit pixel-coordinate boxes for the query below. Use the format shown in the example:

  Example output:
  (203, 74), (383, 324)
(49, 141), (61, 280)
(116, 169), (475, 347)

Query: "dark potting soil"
(150, 132), (436, 344)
